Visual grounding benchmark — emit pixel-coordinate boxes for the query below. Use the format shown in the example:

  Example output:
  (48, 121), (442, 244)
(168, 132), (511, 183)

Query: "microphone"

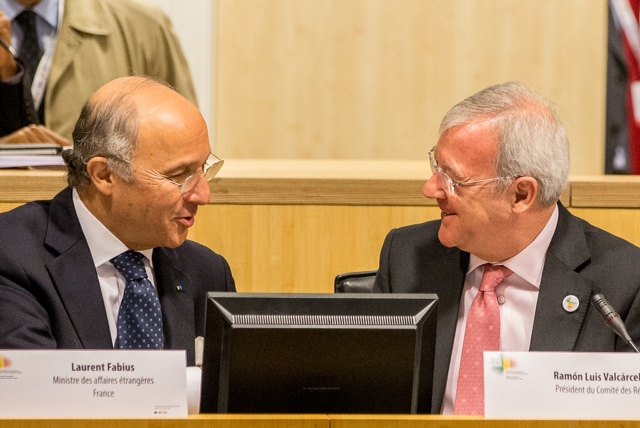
(591, 291), (640, 353)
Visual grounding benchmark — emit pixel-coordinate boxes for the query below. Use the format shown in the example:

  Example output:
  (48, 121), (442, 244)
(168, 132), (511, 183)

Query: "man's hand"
(0, 125), (71, 146)
(0, 11), (17, 81)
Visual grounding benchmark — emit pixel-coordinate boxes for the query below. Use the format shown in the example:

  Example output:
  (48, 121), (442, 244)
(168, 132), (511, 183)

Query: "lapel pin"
(562, 295), (579, 313)
(176, 284), (184, 292)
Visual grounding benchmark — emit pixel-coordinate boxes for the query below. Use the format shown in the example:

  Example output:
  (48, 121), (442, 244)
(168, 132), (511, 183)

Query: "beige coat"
(45, 0), (197, 141)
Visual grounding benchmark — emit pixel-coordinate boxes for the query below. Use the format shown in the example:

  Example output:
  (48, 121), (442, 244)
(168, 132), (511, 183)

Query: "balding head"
(65, 76), (204, 189)
(89, 76), (198, 117)
(88, 75), (160, 106)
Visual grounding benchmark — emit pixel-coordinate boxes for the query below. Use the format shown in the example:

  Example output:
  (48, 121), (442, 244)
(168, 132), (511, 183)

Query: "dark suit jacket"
(373, 203), (640, 413)
(0, 187), (236, 365)
(0, 62), (40, 136)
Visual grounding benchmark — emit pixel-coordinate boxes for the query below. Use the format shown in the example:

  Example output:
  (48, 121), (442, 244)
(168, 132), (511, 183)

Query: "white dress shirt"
(72, 189), (203, 414)
(441, 205), (559, 414)
(71, 188), (156, 346)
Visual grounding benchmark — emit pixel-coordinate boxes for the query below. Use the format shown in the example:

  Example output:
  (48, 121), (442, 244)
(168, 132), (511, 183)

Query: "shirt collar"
(467, 204), (559, 288)
(72, 188), (154, 268)
(0, 0), (61, 30)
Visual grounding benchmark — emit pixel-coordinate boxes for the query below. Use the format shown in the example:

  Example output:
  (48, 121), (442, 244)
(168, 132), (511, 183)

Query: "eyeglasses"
(428, 147), (509, 196)
(112, 153), (224, 194)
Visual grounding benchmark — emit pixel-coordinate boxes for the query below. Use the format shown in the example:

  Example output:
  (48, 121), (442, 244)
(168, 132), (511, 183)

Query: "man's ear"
(511, 176), (538, 213)
(86, 156), (115, 195)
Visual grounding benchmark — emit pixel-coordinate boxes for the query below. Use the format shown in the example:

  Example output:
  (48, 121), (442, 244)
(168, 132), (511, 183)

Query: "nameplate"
(0, 350), (187, 418)
(484, 351), (640, 419)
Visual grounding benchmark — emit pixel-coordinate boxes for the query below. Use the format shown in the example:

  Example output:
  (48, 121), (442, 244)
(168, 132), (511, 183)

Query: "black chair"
(334, 270), (377, 293)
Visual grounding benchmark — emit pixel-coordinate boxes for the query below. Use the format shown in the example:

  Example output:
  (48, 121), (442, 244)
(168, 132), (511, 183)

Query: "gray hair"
(64, 77), (164, 189)
(439, 81), (569, 206)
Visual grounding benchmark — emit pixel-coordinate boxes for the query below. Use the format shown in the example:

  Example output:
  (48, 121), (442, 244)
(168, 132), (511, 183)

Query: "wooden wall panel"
(215, 0), (608, 174)
(189, 204), (439, 293)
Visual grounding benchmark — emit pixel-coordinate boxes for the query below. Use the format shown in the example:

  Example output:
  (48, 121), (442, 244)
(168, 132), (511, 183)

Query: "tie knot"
(111, 250), (148, 282)
(479, 264), (512, 293)
(15, 10), (38, 33)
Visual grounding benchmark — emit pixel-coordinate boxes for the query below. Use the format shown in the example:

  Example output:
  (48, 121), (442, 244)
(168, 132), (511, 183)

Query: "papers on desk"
(0, 143), (63, 155)
(0, 155), (65, 168)
(0, 143), (66, 168)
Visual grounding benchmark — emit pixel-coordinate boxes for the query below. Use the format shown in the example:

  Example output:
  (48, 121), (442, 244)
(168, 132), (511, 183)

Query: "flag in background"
(606, 0), (640, 174)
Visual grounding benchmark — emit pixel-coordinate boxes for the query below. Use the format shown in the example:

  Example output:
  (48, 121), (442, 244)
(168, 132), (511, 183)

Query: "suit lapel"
(44, 188), (112, 349)
(530, 204), (593, 351)
(425, 246), (468, 413)
(153, 248), (196, 365)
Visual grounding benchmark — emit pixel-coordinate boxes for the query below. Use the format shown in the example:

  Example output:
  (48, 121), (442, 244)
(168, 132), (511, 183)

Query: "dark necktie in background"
(14, 10), (43, 91)
(111, 250), (165, 349)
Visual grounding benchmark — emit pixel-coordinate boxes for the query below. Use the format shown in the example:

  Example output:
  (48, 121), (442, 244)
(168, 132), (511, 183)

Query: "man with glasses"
(373, 81), (640, 415)
(0, 76), (235, 365)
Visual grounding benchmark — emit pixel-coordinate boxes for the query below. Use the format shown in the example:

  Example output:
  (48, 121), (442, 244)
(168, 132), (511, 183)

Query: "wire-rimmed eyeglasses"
(112, 153), (224, 194)
(428, 147), (511, 196)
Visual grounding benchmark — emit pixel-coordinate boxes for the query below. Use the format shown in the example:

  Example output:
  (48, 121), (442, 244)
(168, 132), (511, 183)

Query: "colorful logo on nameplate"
(491, 354), (517, 374)
(0, 356), (11, 369)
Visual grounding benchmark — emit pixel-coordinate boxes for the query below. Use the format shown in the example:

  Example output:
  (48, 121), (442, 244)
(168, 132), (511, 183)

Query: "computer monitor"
(200, 293), (438, 414)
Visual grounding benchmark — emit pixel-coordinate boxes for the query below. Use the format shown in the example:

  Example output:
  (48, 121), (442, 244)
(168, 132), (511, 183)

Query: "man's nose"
(183, 175), (211, 205)
(422, 173), (446, 200)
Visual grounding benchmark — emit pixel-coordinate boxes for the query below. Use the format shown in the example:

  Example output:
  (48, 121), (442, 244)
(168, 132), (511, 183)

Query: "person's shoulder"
(565, 209), (640, 257)
(177, 239), (213, 251)
(583, 220), (640, 254)
(380, 219), (443, 253)
(387, 219), (441, 240)
(0, 200), (52, 258)
(172, 240), (228, 264)
(168, 241), (233, 288)
(98, 0), (171, 27)
(0, 199), (51, 233)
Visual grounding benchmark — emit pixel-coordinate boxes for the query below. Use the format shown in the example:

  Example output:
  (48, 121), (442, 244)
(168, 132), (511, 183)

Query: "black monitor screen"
(200, 293), (438, 414)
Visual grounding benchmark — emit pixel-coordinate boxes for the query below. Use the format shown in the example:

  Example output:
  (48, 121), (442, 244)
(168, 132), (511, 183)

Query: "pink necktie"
(454, 264), (512, 416)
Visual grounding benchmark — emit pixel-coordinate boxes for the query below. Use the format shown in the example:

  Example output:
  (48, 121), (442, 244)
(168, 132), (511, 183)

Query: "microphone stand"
(591, 292), (640, 353)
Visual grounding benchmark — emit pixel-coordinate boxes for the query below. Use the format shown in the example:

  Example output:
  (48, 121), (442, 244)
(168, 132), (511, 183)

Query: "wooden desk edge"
(0, 170), (637, 207)
(2, 415), (639, 428)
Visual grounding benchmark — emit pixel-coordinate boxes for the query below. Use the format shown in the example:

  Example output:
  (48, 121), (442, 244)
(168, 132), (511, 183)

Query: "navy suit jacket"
(373, 203), (640, 413)
(0, 187), (236, 365)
